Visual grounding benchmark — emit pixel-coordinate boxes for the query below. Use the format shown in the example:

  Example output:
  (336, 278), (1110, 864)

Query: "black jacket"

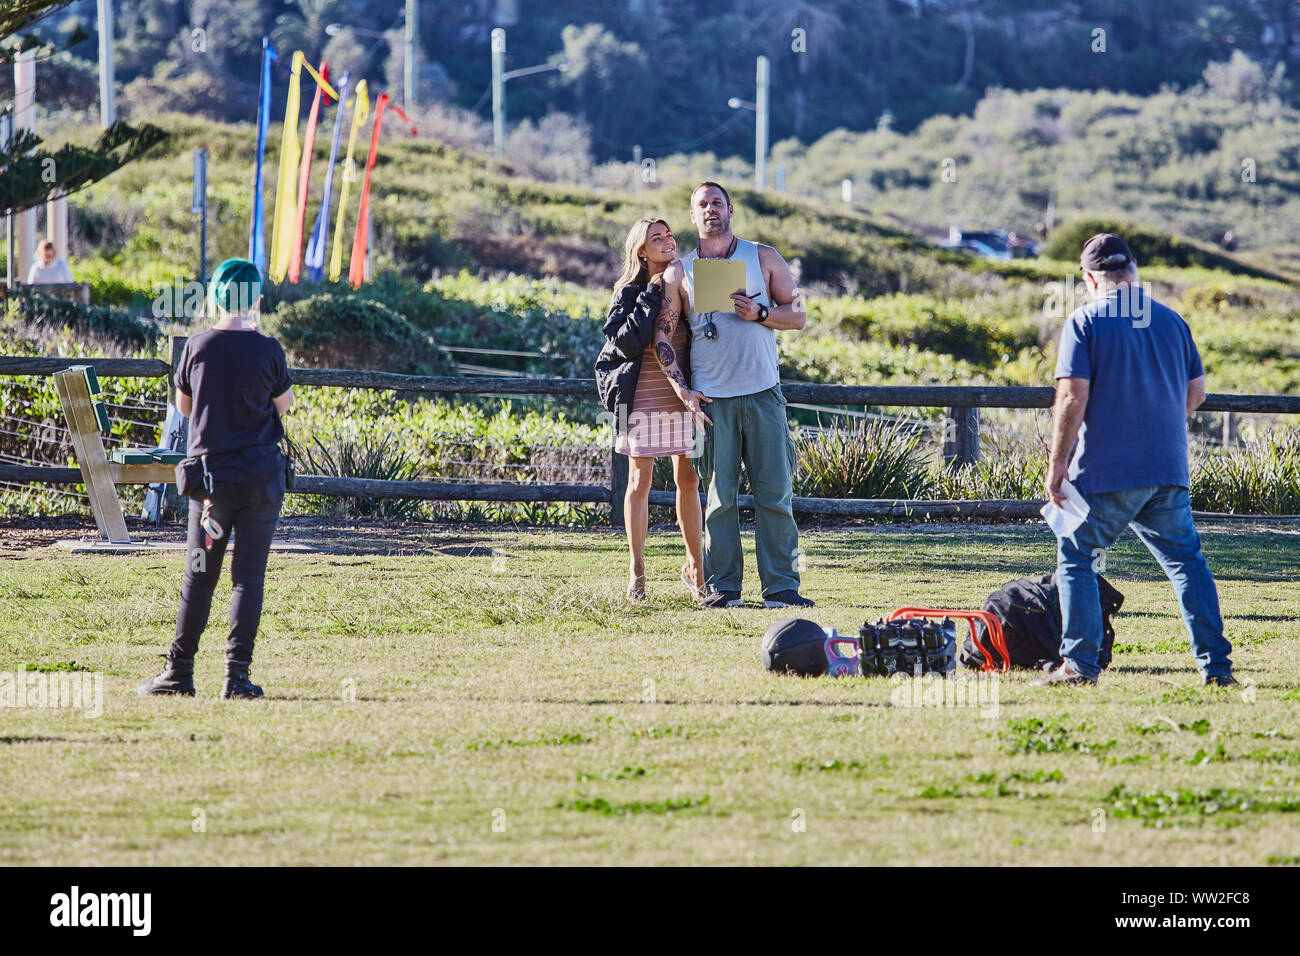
(594, 278), (689, 416)
(959, 572), (1125, 671)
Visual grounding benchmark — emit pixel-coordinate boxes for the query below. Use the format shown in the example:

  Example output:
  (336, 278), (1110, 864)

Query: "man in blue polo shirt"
(1037, 234), (1234, 687)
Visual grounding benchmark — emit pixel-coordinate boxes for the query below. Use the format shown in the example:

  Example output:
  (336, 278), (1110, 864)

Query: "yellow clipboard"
(692, 258), (746, 313)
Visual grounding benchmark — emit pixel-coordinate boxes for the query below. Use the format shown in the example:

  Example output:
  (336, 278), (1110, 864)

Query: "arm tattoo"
(655, 341), (689, 391)
(655, 299), (679, 336)
(653, 289), (689, 391)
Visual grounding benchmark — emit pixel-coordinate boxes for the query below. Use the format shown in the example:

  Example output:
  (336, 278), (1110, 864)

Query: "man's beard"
(700, 218), (728, 236)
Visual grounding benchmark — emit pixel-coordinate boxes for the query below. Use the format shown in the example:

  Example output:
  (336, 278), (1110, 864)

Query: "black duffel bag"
(958, 572), (1124, 672)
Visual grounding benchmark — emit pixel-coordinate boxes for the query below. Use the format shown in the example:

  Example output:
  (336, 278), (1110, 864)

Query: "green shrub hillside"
(57, 113), (1011, 300)
(1041, 218), (1280, 278)
(813, 292), (1045, 366)
(5, 292), (159, 351)
(771, 77), (1300, 258)
(265, 294), (455, 376)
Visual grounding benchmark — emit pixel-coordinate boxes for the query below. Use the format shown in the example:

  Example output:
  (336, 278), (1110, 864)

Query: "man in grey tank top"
(654, 182), (813, 608)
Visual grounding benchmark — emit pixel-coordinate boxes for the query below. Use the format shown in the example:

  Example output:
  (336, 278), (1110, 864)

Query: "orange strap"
(886, 607), (1010, 673)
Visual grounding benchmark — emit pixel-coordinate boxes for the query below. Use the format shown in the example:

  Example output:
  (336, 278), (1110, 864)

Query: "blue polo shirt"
(1054, 286), (1204, 494)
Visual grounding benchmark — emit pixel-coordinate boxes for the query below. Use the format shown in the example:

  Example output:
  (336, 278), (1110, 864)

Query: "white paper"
(1040, 478), (1089, 538)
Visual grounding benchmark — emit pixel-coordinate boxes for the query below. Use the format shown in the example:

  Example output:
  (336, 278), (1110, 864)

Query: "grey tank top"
(679, 238), (780, 398)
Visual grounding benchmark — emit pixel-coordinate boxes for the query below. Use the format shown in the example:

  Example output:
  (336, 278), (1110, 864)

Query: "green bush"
(794, 419), (931, 499)
(1042, 217), (1270, 277)
(5, 292), (158, 350)
(265, 293), (455, 376)
(931, 452), (1045, 500)
(1178, 281), (1268, 313)
(287, 434), (425, 520)
(1192, 430), (1300, 514)
(824, 293), (1042, 365)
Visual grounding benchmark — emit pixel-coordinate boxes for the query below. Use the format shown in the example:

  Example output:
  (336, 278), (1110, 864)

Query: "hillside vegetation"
(17, 0), (1300, 169)
(38, 109), (1298, 399)
(6, 102), (1300, 519)
(770, 59), (1300, 255)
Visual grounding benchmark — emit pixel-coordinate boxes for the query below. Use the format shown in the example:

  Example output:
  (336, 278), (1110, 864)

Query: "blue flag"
(305, 69), (350, 283)
(248, 37), (277, 272)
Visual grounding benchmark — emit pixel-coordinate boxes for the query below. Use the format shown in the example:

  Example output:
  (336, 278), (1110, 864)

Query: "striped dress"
(615, 319), (695, 458)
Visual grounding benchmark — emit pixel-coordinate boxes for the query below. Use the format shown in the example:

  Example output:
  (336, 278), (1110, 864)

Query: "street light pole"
(14, 50), (36, 282)
(488, 31), (566, 158)
(404, 0), (418, 109)
(755, 55), (769, 190)
(96, 0), (115, 127)
(491, 28), (506, 157)
(2, 112), (11, 289)
(192, 149), (209, 285)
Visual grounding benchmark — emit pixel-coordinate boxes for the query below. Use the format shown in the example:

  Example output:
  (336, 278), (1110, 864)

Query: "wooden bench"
(53, 364), (181, 544)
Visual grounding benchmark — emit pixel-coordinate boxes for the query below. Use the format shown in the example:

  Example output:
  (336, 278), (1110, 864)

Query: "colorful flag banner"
(247, 37), (277, 272)
(267, 51), (305, 283)
(269, 51), (338, 283)
(305, 69), (350, 283)
(329, 80), (369, 283)
(288, 60), (334, 283)
(348, 96), (417, 288)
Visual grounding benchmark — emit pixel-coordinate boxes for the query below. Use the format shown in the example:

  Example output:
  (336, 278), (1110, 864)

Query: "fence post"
(162, 334), (190, 520)
(943, 405), (980, 471)
(1222, 411), (1236, 447)
(167, 335), (187, 406)
(610, 445), (628, 528)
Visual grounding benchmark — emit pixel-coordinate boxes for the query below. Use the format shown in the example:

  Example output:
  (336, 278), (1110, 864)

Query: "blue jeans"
(1056, 485), (1232, 680)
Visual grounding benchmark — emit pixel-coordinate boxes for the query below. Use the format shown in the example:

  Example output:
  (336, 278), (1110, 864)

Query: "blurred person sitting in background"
(25, 239), (73, 284)
(139, 258), (294, 700)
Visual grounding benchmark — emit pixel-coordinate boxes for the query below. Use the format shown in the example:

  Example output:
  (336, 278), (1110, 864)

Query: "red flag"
(348, 96), (417, 288)
(288, 61), (333, 284)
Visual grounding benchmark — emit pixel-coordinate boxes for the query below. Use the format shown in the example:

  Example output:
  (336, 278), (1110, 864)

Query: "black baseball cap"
(1080, 233), (1135, 272)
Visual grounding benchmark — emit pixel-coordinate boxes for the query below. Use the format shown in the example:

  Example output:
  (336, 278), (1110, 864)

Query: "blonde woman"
(595, 218), (712, 601)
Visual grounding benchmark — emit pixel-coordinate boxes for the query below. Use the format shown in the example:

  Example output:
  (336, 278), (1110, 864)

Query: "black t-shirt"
(175, 329), (293, 486)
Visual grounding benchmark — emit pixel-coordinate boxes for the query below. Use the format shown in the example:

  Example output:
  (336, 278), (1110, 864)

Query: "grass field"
(1, 521), (1298, 866)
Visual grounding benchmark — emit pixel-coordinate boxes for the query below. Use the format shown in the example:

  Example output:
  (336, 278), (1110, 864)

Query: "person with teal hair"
(140, 258), (295, 700)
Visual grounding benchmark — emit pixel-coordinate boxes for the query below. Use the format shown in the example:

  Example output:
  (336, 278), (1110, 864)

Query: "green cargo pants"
(693, 384), (801, 596)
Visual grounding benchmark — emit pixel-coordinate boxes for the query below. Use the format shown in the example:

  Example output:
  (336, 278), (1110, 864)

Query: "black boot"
(222, 661), (263, 700)
(139, 655), (195, 696)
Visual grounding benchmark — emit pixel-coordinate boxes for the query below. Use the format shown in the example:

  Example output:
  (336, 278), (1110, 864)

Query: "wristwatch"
(756, 304), (769, 325)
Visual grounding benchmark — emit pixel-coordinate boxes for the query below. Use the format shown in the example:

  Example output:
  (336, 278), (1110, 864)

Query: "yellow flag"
(268, 51), (305, 283)
(329, 80), (369, 283)
(300, 59), (338, 101)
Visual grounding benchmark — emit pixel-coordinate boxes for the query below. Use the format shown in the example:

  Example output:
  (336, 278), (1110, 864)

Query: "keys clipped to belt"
(199, 456), (224, 546)
(200, 499), (225, 543)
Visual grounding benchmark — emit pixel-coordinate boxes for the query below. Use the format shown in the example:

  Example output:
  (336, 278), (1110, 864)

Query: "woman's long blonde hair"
(614, 217), (671, 294)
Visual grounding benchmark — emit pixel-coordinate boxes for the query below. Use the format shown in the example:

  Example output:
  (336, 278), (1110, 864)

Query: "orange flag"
(348, 95), (416, 288)
(288, 61), (335, 284)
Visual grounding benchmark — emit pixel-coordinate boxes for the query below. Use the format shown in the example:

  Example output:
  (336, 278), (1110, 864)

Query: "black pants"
(170, 481), (283, 665)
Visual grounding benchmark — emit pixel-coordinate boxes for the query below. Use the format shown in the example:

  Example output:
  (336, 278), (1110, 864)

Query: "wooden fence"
(3, 353), (1300, 524)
